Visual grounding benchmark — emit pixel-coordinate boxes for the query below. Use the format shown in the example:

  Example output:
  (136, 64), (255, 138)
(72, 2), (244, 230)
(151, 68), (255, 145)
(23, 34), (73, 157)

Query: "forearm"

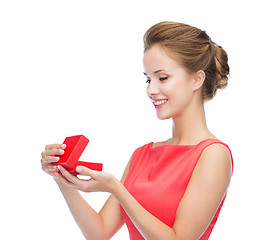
(56, 181), (106, 240)
(113, 181), (177, 240)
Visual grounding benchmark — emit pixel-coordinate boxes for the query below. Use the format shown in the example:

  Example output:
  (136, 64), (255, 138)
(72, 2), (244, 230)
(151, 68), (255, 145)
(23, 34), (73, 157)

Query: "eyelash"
(145, 77), (168, 84)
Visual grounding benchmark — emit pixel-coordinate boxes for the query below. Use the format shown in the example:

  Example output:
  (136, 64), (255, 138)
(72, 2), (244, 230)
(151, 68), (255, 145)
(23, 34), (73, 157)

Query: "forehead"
(143, 44), (180, 73)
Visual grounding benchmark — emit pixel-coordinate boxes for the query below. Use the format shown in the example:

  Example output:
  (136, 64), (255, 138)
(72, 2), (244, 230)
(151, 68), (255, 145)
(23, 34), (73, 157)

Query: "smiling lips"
(151, 99), (168, 109)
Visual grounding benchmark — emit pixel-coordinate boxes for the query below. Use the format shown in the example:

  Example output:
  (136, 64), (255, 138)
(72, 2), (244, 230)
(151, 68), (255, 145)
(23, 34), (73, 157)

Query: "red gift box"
(53, 135), (103, 175)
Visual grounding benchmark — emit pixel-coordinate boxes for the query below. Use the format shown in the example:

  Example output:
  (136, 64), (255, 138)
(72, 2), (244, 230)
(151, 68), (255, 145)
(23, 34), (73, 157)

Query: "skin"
(41, 44), (232, 240)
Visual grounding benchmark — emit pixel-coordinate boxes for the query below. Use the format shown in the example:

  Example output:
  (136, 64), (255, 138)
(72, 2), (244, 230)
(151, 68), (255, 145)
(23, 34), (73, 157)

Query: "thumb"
(76, 166), (99, 178)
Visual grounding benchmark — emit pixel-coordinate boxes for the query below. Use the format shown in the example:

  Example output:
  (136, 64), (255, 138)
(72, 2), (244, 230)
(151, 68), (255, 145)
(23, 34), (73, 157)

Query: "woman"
(41, 21), (233, 240)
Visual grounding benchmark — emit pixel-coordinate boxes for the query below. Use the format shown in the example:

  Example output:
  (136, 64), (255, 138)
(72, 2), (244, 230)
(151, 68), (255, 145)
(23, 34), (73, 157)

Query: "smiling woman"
(143, 21), (229, 102)
(41, 21), (233, 240)
(143, 44), (198, 120)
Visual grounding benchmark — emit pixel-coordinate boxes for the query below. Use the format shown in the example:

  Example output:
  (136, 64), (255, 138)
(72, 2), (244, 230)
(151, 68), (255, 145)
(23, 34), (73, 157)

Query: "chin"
(156, 113), (172, 120)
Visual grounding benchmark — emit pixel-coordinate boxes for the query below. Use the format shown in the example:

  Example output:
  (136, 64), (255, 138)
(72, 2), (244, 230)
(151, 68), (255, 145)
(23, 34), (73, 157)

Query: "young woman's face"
(143, 44), (195, 120)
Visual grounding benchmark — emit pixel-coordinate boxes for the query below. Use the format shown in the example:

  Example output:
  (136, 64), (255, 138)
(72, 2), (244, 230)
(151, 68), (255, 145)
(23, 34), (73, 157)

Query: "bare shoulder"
(201, 142), (231, 163)
(203, 141), (230, 154)
(197, 142), (232, 177)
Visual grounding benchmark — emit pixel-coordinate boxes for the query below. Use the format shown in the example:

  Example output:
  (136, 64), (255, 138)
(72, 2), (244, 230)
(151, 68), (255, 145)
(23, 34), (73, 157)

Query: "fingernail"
(76, 166), (82, 173)
(61, 144), (66, 149)
(59, 150), (64, 155)
(54, 157), (59, 162)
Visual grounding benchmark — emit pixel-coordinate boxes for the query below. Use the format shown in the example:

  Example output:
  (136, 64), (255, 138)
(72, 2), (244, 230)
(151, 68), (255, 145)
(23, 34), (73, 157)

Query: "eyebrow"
(143, 69), (166, 75)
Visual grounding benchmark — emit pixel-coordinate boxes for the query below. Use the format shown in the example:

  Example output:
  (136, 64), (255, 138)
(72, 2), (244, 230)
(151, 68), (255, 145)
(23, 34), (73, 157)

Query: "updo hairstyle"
(143, 21), (230, 101)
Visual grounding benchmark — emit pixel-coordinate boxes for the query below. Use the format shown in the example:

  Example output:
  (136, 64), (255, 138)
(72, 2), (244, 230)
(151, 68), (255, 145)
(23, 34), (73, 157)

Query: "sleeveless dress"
(121, 139), (233, 240)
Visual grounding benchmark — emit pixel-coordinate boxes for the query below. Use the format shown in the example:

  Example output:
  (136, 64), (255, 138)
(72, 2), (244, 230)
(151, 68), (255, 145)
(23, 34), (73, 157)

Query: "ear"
(192, 70), (206, 92)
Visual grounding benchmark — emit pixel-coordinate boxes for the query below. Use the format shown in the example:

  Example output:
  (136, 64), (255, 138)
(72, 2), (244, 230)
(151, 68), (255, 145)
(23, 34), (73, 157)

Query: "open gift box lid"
(53, 135), (103, 175)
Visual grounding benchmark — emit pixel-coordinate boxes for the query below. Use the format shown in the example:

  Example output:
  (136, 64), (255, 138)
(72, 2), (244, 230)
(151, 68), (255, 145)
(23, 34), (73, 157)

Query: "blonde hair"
(143, 21), (230, 101)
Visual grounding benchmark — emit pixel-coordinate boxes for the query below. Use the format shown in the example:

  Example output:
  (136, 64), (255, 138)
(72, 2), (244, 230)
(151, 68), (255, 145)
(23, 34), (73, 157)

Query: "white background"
(0, 0), (278, 239)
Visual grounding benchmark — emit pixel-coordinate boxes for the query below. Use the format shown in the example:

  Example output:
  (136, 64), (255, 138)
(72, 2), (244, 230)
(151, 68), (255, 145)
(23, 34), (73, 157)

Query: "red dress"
(121, 139), (233, 240)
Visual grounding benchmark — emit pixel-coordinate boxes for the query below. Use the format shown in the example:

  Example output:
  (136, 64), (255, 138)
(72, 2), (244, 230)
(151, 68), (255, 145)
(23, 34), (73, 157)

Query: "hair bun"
(214, 45), (230, 90)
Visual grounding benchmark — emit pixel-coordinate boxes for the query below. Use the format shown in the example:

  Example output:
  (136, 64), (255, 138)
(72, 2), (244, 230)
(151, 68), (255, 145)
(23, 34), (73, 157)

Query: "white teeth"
(153, 99), (168, 105)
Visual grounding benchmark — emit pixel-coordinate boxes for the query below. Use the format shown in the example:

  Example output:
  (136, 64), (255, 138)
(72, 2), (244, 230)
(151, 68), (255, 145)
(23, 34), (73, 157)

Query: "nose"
(147, 80), (160, 98)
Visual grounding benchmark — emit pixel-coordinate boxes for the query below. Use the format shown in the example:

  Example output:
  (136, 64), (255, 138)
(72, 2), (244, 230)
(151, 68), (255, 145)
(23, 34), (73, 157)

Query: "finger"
(41, 156), (60, 165)
(54, 172), (79, 189)
(42, 148), (65, 158)
(45, 143), (66, 150)
(42, 164), (58, 173)
(76, 166), (99, 179)
(42, 165), (59, 178)
(58, 165), (84, 185)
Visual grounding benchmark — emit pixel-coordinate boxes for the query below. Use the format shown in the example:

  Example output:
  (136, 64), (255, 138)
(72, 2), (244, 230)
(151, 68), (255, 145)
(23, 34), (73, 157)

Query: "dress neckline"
(150, 138), (219, 149)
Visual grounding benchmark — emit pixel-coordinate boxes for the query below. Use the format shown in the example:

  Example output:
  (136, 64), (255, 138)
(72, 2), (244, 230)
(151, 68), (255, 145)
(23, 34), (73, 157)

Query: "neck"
(170, 101), (213, 145)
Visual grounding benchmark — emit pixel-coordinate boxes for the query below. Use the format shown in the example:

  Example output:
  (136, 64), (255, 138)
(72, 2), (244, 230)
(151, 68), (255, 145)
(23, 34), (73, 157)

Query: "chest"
(124, 146), (200, 226)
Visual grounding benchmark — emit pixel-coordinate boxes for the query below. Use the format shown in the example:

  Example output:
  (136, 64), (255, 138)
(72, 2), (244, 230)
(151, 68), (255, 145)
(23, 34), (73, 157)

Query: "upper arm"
(173, 143), (232, 239)
(98, 157), (132, 239)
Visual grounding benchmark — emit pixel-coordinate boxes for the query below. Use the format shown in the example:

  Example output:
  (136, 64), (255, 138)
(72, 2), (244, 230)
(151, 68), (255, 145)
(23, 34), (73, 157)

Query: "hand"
(41, 143), (66, 177)
(55, 165), (120, 195)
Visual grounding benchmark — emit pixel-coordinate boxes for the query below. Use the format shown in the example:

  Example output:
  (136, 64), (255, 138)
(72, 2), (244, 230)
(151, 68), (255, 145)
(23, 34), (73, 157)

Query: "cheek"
(171, 83), (193, 106)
